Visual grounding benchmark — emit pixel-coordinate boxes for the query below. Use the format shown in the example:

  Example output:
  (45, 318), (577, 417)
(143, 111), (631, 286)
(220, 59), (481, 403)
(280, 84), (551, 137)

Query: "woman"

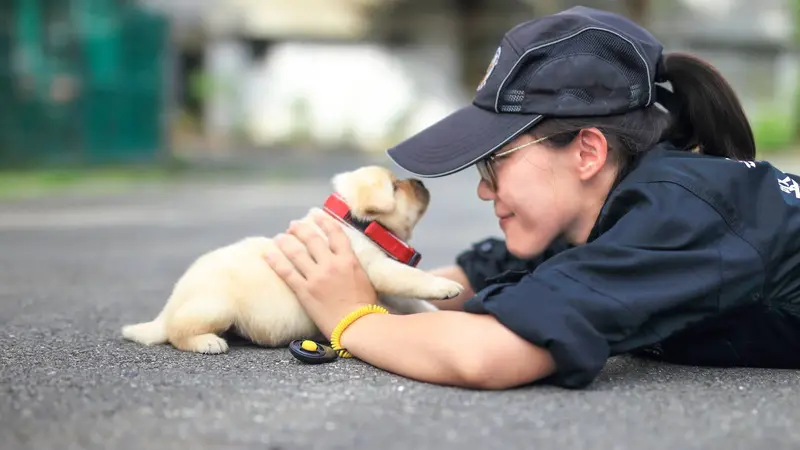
(263, 6), (800, 389)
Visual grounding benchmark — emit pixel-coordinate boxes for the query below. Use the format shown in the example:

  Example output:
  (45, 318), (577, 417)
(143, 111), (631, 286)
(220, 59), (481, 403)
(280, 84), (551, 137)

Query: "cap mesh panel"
(498, 28), (649, 113)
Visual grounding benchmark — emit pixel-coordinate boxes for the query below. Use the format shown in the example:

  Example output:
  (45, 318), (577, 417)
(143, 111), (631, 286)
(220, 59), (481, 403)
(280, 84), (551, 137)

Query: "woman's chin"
(505, 238), (544, 259)
(505, 228), (553, 259)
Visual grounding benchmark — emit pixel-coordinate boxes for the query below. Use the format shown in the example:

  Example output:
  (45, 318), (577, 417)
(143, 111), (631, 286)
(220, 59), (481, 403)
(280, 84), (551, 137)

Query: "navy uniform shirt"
(459, 142), (800, 389)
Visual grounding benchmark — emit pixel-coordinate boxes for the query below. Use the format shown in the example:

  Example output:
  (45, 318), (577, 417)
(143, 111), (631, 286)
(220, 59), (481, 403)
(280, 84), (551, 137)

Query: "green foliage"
(752, 108), (795, 154)
(793, 0), (800, 43)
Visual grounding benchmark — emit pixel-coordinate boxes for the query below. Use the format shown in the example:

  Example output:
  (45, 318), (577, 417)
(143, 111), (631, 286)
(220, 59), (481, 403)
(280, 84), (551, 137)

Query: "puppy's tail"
(121, 312), (168, 346)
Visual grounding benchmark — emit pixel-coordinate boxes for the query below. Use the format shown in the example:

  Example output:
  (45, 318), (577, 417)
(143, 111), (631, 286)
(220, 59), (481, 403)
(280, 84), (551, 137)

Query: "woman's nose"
(477, 178), (495, 201)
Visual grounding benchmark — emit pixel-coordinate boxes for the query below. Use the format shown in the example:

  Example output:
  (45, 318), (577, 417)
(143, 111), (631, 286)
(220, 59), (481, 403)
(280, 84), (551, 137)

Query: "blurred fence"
(0, 0), (170, 168)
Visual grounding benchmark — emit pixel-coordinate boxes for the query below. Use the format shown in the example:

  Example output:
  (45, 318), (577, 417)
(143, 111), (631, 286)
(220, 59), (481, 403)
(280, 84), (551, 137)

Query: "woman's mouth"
(499, 214), (514, 227)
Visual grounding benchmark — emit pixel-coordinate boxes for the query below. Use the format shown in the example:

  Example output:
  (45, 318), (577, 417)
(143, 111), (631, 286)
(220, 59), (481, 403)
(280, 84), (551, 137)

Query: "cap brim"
(386, 104), (544, 178)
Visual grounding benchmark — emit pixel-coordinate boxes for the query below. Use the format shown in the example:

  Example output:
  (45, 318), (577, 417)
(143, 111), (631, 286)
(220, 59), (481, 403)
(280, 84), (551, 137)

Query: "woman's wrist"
(314, 301), (377, 340)
(329, 304), (390, 356)
(337, 310), (388, 351)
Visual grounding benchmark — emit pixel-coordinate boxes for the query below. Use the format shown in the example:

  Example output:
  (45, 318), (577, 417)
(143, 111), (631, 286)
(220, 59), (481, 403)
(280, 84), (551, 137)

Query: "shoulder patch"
(777, 174), (800, 200)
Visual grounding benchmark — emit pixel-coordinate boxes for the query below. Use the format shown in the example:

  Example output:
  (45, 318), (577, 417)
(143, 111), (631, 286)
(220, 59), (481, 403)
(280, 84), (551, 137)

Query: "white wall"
(203, 23), (468, 152)
(203, 38), (250, 140)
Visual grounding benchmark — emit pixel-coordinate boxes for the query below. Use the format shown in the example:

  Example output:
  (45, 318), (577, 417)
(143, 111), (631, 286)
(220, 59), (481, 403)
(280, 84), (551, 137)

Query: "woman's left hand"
(263, 210), (379, 338)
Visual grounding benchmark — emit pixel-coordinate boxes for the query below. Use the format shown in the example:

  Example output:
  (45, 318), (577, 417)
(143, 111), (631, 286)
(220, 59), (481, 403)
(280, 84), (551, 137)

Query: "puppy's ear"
(331, 169), (396, 219)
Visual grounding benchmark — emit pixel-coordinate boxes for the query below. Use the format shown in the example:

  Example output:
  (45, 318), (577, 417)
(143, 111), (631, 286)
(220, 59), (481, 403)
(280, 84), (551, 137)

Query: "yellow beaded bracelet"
(330, 304), (389, 358)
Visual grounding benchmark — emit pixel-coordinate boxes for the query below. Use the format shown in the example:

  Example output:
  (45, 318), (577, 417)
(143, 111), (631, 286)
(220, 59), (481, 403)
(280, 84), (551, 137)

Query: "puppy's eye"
(392, 182), (399, 192)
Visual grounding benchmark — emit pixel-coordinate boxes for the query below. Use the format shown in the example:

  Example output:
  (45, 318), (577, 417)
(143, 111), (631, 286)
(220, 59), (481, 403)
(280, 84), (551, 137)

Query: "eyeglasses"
(476, 134), (550, 191)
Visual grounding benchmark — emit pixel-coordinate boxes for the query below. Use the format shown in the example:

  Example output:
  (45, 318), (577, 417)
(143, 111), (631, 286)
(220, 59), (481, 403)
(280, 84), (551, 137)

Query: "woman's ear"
(574, 128), (609, 181)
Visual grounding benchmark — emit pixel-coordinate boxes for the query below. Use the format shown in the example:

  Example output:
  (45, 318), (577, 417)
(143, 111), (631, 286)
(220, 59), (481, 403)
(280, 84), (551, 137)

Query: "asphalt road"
(2, 155), (800, 450)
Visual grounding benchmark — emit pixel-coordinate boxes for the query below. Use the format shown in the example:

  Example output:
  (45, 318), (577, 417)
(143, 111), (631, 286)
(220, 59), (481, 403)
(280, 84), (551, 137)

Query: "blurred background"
(0, 0), (799, 193)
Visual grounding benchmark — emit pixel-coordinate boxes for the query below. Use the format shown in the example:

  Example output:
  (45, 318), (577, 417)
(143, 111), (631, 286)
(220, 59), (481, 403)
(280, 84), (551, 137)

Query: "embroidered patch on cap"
(476, 46), (502, 91)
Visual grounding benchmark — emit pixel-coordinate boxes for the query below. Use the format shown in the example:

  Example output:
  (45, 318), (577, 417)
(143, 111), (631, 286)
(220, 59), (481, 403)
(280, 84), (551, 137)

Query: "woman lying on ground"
(264, 6), (800, 390)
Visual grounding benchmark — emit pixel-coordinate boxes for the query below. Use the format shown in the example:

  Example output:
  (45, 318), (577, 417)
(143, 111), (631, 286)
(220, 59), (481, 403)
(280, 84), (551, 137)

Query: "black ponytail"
(659, 52), (756, 160)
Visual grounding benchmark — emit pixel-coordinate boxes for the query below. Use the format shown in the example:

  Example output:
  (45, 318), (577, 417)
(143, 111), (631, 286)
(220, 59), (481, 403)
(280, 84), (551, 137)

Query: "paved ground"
(2, 154), (800, 450)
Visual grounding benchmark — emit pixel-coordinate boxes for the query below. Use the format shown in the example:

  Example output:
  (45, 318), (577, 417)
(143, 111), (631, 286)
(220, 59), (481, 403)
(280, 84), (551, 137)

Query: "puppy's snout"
(409, 178), (429, 203)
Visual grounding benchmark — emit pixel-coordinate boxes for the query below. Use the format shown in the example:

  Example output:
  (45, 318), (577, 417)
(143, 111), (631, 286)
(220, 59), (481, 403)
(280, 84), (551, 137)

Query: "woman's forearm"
(338, 310), (556, 390)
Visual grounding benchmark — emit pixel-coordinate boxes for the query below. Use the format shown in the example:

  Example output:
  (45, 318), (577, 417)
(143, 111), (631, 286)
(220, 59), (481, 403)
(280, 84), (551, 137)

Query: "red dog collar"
(322, 193), (422, 267)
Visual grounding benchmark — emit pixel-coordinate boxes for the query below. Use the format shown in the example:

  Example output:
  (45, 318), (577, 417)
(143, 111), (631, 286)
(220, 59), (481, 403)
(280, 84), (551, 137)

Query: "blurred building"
(2, 0), (797, 165)
(140, 0), (799, 154)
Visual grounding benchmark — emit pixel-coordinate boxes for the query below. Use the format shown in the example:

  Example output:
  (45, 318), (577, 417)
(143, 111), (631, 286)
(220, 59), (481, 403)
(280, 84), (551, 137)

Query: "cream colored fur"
(121, 166), (464, 354)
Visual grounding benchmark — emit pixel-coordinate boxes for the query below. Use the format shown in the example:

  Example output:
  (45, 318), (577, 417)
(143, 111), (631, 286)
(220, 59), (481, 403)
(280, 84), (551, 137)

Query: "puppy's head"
(331, 165), (430, 241)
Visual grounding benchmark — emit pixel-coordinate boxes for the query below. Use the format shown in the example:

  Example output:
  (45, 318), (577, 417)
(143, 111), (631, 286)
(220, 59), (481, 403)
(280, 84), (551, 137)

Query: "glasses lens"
(476, 160), (495, 189)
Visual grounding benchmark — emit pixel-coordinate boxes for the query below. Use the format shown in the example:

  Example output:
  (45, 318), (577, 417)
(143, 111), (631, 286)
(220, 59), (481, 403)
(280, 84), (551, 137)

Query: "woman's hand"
(263, 211), (557, 389)
(263, 210), (378, 338)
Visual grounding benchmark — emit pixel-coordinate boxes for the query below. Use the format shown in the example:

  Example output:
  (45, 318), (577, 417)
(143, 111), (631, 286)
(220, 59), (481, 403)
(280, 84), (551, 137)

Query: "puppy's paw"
(419, 277), (464, 300)
(184, 334), (229, 354)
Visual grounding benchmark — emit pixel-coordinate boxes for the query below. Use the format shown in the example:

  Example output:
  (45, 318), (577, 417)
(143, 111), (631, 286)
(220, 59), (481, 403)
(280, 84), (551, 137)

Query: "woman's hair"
(533, 52), (756, 181)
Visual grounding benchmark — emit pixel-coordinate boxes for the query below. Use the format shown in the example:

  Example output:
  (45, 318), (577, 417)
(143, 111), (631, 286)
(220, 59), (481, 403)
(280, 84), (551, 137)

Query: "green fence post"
(73, 0), (122, 164)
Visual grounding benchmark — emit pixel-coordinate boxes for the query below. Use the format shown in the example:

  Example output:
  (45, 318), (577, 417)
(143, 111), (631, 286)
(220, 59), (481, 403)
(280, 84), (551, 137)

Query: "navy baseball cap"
(386, 6), (667, 177)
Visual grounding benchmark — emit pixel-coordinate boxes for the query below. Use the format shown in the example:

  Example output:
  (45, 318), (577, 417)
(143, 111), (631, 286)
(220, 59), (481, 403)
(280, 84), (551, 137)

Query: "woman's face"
(476, 128), (615, 258)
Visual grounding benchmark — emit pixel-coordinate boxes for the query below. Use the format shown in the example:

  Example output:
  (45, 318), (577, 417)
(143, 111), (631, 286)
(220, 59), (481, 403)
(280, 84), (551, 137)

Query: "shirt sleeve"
(455, 236), (572, 292)
(463, 181), (762, 389)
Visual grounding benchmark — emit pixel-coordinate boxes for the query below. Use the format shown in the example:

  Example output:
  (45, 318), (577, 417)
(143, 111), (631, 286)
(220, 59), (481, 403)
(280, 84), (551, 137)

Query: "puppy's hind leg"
(166, 299), (235, 354)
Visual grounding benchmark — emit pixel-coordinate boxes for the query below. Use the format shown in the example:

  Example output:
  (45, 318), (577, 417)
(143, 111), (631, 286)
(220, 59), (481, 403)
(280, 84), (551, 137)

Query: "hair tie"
(655, 85), (681, 114)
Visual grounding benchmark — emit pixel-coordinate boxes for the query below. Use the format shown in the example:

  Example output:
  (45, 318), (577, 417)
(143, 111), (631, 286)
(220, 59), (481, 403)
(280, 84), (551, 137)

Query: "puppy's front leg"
(380, 293), (438, 315)
(366, 258), (464, 300)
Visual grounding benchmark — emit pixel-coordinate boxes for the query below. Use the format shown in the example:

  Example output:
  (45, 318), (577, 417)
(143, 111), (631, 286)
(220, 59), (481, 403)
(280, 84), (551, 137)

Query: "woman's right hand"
(426, 265), (475, 310)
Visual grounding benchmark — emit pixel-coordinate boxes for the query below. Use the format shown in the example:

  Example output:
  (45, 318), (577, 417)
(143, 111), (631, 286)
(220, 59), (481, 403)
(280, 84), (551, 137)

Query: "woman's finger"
(273, 233), (317, 279)
(312, 211), (353, 255)
(262, 248), (310, 299)
(287, 220), (333, 264)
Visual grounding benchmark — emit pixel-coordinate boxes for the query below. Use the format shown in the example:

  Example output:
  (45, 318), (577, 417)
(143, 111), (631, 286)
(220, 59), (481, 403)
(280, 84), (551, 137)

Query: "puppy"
(121, 165), (464, 354)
